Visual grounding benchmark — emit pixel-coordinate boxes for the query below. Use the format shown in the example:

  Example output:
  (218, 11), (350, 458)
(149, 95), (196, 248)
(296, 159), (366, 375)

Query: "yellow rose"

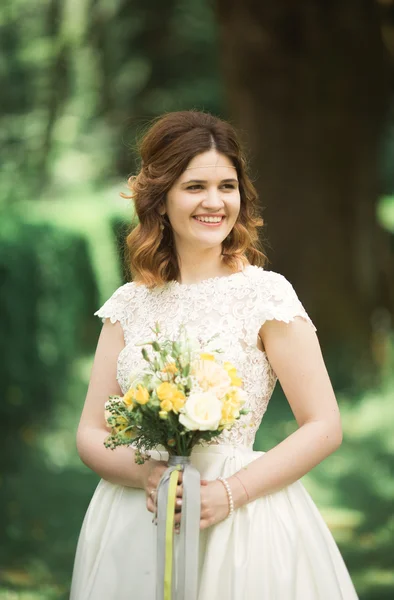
(159, 389), (185, 414)
(160, 399), (173, 412)
(199, 353), (215, 361)
(134, 384), (150, 405)
(123, 389), (135, 407)
(172, 395), (185, 413)
(157, 382), (179, 402)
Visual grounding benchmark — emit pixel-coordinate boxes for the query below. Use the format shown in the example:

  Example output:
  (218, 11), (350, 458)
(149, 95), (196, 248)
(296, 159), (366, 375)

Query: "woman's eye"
(186, 183), (236, 191)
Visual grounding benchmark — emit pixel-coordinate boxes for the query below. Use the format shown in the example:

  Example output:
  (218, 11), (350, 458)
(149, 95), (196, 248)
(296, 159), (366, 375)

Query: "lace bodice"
(95, 265), (316, 448)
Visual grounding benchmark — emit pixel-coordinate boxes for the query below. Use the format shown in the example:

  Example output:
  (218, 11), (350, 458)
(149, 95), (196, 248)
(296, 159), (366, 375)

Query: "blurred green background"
(1, 1), (394, 598)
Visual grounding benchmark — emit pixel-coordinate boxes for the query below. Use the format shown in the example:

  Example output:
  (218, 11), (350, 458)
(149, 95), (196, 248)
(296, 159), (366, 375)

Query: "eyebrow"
(181, 178), (239, 185)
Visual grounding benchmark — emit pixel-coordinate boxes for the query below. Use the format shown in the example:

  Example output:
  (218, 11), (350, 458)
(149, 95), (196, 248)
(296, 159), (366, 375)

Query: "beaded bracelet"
(217, 476), (235, 518)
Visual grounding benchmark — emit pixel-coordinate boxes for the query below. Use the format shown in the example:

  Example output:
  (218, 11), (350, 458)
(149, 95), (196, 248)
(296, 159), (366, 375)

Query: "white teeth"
(194, 216), (223, 223)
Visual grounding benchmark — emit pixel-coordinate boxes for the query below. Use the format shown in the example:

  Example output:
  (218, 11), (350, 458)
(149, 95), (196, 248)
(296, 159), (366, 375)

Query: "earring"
(159, 217), (165, 241)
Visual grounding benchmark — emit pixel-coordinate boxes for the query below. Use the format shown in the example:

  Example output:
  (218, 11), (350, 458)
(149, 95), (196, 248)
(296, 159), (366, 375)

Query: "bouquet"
(103, 322), (249, 600)
(104, 322), (249, 461)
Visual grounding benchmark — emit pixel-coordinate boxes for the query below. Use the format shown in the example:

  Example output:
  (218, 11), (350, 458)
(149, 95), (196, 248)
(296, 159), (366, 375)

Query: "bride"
(70, 109), (359, 599)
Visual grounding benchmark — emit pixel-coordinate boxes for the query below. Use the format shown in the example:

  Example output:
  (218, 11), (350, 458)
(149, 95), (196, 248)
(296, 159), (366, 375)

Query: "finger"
(146, 499), (155, 514)
(177, 471), (183, 484)
(176, 484), (183, 498)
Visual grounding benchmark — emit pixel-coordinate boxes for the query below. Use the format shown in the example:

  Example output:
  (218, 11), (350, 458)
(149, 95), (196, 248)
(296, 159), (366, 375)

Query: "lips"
(192, 216), (225, 227)
(193, 215), (225, 219)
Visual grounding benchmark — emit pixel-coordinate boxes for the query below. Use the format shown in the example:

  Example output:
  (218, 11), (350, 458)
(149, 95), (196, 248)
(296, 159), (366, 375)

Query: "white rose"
(179, 391), (223, 431)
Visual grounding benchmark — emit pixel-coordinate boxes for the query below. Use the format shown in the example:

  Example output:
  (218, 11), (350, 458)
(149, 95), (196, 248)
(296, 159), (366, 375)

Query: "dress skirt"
(70, 444), (359, 599)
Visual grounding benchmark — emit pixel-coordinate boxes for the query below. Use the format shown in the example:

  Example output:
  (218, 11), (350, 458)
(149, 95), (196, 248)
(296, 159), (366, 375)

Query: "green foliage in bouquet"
(104, 323), (249, 463)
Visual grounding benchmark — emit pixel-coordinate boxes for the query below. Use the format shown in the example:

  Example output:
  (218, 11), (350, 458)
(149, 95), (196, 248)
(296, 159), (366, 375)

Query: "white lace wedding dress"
(70, 264), (358, 599)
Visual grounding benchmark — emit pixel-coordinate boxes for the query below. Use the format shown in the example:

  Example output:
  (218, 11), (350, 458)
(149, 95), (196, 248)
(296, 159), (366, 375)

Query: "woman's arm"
(227, 316), (343, 509)
(76, 319), (167, 489)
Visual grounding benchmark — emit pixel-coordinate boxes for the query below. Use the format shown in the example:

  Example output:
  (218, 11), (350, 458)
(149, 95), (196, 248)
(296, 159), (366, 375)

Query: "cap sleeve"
(94, 282), (137, 331)
(259, 271), (316, 331)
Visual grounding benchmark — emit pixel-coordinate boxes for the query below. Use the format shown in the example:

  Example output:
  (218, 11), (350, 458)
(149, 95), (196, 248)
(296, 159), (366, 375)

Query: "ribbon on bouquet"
(156, 456), (200, 600)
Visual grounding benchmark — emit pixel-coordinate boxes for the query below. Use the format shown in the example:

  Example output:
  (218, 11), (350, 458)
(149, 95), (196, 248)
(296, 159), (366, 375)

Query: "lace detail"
(95, 265), (316, 448)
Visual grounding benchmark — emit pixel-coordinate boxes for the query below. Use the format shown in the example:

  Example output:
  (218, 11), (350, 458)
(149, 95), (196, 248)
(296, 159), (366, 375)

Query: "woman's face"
(163, 149), (241, 251)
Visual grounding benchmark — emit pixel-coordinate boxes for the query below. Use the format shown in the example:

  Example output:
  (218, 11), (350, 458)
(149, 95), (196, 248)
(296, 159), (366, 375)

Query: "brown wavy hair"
(121, 110), (267, 288)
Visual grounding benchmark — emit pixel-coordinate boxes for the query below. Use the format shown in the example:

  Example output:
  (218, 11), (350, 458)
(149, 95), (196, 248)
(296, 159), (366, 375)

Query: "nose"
(201, 187), (225, 210)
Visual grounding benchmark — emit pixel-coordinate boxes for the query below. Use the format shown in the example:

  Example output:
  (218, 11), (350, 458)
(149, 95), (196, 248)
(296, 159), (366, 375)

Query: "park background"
(1, 1), (394, 598)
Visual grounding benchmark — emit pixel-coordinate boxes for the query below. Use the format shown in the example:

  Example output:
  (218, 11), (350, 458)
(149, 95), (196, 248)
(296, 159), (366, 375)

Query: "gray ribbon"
(156, 455), (200, 600)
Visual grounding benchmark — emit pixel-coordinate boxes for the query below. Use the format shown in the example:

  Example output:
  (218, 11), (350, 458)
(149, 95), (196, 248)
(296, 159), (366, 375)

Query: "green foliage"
(255, 364), (394, 600)
(0, 212), (99, 475)
(111, 214), (134, 284)
(0, 0), (222, 208)
(378, 195), (394, 234)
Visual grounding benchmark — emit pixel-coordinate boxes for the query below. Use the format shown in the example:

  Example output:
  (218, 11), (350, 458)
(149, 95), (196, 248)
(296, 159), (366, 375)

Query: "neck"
(175, 247), (243, 285)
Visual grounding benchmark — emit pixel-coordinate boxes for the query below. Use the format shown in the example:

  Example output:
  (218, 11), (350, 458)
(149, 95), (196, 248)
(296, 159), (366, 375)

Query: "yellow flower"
(117, 427), (137, 441)
(162, 362), (178, 375)
(159, 387), (185, 414)
(199, 353), (215, 361)
(231, 375), (243, 386)
(112, 415), (129, 433)
(172, 395), (185, 413)
(156, 384), (185, 413)
(123, 389), (135, 407)
(223, 362), (243, 387)
(157, 382), (179, 402)
(220, 399), (239, 425)
(219, 386), (248, 427)
(134, 384), (150, 405)
(159, 410), (169, 420)
(228, 386), (247, 405)
(160, 399), (173, 412)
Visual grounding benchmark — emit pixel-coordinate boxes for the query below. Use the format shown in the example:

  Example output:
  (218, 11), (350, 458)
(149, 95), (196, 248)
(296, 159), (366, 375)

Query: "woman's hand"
(199, 479), (231, 530)
(144, 462), (213, 532)
(143, 459), (185, 528)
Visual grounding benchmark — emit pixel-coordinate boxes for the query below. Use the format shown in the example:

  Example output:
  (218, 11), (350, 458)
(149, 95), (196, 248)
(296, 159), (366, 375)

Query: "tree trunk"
(217, 0), (394, 388)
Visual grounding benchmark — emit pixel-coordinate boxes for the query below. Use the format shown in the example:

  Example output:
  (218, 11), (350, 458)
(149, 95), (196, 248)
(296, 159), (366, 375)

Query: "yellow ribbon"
(164, 466), (181, 600)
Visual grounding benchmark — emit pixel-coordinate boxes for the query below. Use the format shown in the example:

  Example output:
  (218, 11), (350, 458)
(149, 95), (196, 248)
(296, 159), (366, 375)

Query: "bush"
(0, 214), (99, 476)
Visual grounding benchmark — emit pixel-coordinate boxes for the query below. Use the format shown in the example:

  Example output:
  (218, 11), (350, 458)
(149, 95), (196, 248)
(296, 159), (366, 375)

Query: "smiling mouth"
(192, 216), (225, 226)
